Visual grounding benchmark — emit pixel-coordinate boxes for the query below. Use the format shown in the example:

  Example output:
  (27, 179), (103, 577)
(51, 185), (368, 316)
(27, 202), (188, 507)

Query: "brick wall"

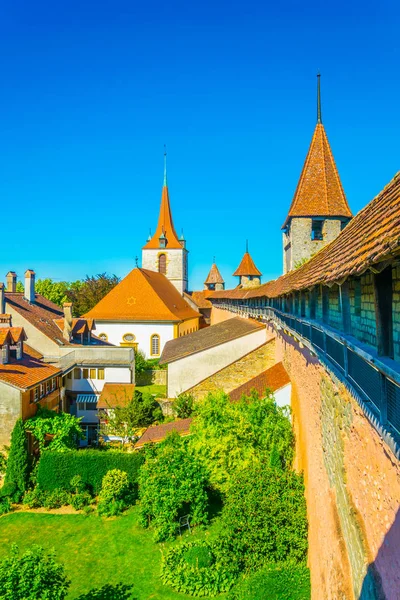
(276, 332), (400, 600)
(187, 339), (276, 401)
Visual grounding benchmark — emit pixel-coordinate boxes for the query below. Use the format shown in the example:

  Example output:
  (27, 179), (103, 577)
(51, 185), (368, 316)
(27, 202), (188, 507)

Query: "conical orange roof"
(143, 184), (182, 249)
(282, 123), (352, 229)
(204, 263), (224, 285)
(233, 252), (262, 277)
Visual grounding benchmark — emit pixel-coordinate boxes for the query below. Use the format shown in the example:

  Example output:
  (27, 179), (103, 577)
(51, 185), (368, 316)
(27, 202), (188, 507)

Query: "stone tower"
(142, 151), (188, 294)
(204, 262), (225, 291)
(233, 243), (262, 288)
(282, 75), (352, 274)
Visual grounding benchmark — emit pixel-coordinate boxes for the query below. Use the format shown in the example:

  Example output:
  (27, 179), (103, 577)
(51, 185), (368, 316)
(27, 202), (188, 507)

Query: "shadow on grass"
(74, 583), (136, 599)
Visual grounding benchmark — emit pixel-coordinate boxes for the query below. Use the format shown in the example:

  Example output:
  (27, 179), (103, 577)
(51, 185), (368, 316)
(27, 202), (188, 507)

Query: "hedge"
(37, 450), (144, 494)
(228, 564), (311, 600)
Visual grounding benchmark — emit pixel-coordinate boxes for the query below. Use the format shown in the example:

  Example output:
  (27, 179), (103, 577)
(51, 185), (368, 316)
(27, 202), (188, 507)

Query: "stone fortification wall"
(210, 306), (241, 325)
(276, 331), (400, 600)
(136, 369), (167, 386)
(187, 339), (276, 401)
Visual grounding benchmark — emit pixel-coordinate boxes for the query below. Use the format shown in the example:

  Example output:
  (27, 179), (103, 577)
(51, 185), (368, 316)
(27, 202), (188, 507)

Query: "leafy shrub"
(190, 391), (294, 492)
(74, 583), (135, 599)
(25, 408), (84, 452)
(42, 489), (72, 510)
(138, 433), (209, 541)
(0, 497), (11, 516)
(173, 393), (195, 419)
(0, 481), (17, 500)
(71, 492), (92, 511)
(0, 451), (6, 476)
(23, 487), (47, 509)
(4, 419), (30, 501)
(70, 474), (86, 494)
(219, 463), (308, 570)
(23, 487), (71, 510)
(97, 469), (131, 517)
(228, 563), (311, 600)
(37, 450), (144, 494)
(0, 544), (70, 599)
(161, 541), (238, 596)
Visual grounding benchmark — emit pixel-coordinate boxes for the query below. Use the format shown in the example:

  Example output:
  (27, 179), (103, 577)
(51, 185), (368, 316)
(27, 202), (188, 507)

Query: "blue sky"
(1, 0), (399, 291)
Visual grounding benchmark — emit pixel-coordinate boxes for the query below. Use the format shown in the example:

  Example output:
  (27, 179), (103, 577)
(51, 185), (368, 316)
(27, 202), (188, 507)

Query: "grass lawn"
(0, 506), (226, 600)
(136, 384), (167, 398)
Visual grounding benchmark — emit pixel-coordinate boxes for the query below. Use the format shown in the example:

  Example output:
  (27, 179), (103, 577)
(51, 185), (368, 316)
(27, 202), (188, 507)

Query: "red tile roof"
(212, 172), (400, 300)
(229, 362), (290, 401)
(142, 185), (182, 250)
(185, 290), (214, 309)
(134, 417), (192, 448)
(233, 252), (262, 277)
(98, 383), (136, 408)
(0, 346), (61, 390)
(204, 263), (224, 285)
(282, 123), (352, 228)
(85, 268), (199, 322)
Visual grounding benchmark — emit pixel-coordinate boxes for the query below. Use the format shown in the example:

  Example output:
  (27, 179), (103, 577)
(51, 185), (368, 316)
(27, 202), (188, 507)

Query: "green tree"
(25, 408), (84, 452)
(138, 433), (209, 541)
(172, 393), (195, 419)
(66, 273), (120, 316)
(220, 463), (308, 570)
(4, 419), (30, 501)
(134, 350), (148, 376)
(0, 544), (70, 599)
(101, 390), (162, 442)
(189, 390), (294, 492)
(35, 279), (70, 307)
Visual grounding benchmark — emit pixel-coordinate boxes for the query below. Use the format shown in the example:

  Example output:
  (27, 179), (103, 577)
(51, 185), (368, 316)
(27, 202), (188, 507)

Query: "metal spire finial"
(213, 255), (216, 264)
(246, 239), (249, 253)
(163, 144), (167, 186)
(317, 72), (322, 124)
(135, 256), (139, 267)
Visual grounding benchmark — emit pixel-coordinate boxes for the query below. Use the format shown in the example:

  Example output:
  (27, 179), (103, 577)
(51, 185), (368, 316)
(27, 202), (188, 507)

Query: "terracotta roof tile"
(185, 290), (214, 309)
(160, 317), (265, 364)
(0, 346), (61, 390)
(233, 252), (262, 277)
(204, 263), (224, 285)
(212, 172), (400, 300)
(98, 383), (136, 408)
(282, 123), (352, 228)
(142, 186), (182, 250)
(85, 268), (199, 322)
(134, 417), (192, 448)
(229, 362), (290, 401)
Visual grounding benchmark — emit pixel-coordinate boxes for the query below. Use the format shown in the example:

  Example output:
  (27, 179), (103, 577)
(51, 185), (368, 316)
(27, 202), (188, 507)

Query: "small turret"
(204, 260), (225, 291)
(233, 242), (262, 288)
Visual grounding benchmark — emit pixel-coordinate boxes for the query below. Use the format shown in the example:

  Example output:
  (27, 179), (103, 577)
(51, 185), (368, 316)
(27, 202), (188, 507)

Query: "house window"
(311, 220), (324, 241)
(123, 333), (135, 343)
(82, 368), (89, 379)
(67, 371), (72, 380)
(158, 254), (167, 274)
(40, 384), (45, 398)
(46, 380), (51, 394)
(150, 334), (160, 356)
(90, 368), (96, 379)
(97, 368), (105, 380)
(74, 368), (81, 379)
(354, 279), (361, 316)
(98, 333), (108, 341)
(32, 387), (39, 403)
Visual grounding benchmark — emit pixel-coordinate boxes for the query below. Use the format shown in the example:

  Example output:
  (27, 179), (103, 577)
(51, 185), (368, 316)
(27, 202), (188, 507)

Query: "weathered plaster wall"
(210, 306), (239, 326)
(187, 338), (276, 400)
(276, 331), (400, 600)
(284, 218), (342, 273)
(0, 383), (21, 445)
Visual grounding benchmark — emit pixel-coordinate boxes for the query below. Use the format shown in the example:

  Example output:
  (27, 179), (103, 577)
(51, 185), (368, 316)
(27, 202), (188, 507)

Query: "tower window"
(311, 220), (324, 241)
(158, 254), (167, 274)
(150, 334), (160, 356)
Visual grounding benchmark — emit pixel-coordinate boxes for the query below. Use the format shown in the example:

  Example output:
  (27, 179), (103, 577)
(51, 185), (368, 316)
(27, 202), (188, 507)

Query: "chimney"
(24, 270), (36, 303)
(16, 340), (23, 360)
(6, 271), (17, 293)
(0, 284), (4, 314)
(63, 302), (73, 342)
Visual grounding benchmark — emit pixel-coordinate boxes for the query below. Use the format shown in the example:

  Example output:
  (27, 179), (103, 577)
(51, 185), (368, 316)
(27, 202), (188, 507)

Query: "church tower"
(142, 151), (188, 294)
(233, 242), (262, 288)
(282, 75), (352, 273)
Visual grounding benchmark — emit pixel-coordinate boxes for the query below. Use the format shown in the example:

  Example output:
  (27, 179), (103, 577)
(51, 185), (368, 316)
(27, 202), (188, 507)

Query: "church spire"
(163, 145), (167, 186)
(142, 151), (182, 250)
(317, 72), (322, 124)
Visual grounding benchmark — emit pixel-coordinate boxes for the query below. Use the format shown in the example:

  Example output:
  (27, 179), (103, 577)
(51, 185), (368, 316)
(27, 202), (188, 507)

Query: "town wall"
(187, 338), (276, 400)
(210, 306), (239, 325)
(275, 331), (400, 600)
